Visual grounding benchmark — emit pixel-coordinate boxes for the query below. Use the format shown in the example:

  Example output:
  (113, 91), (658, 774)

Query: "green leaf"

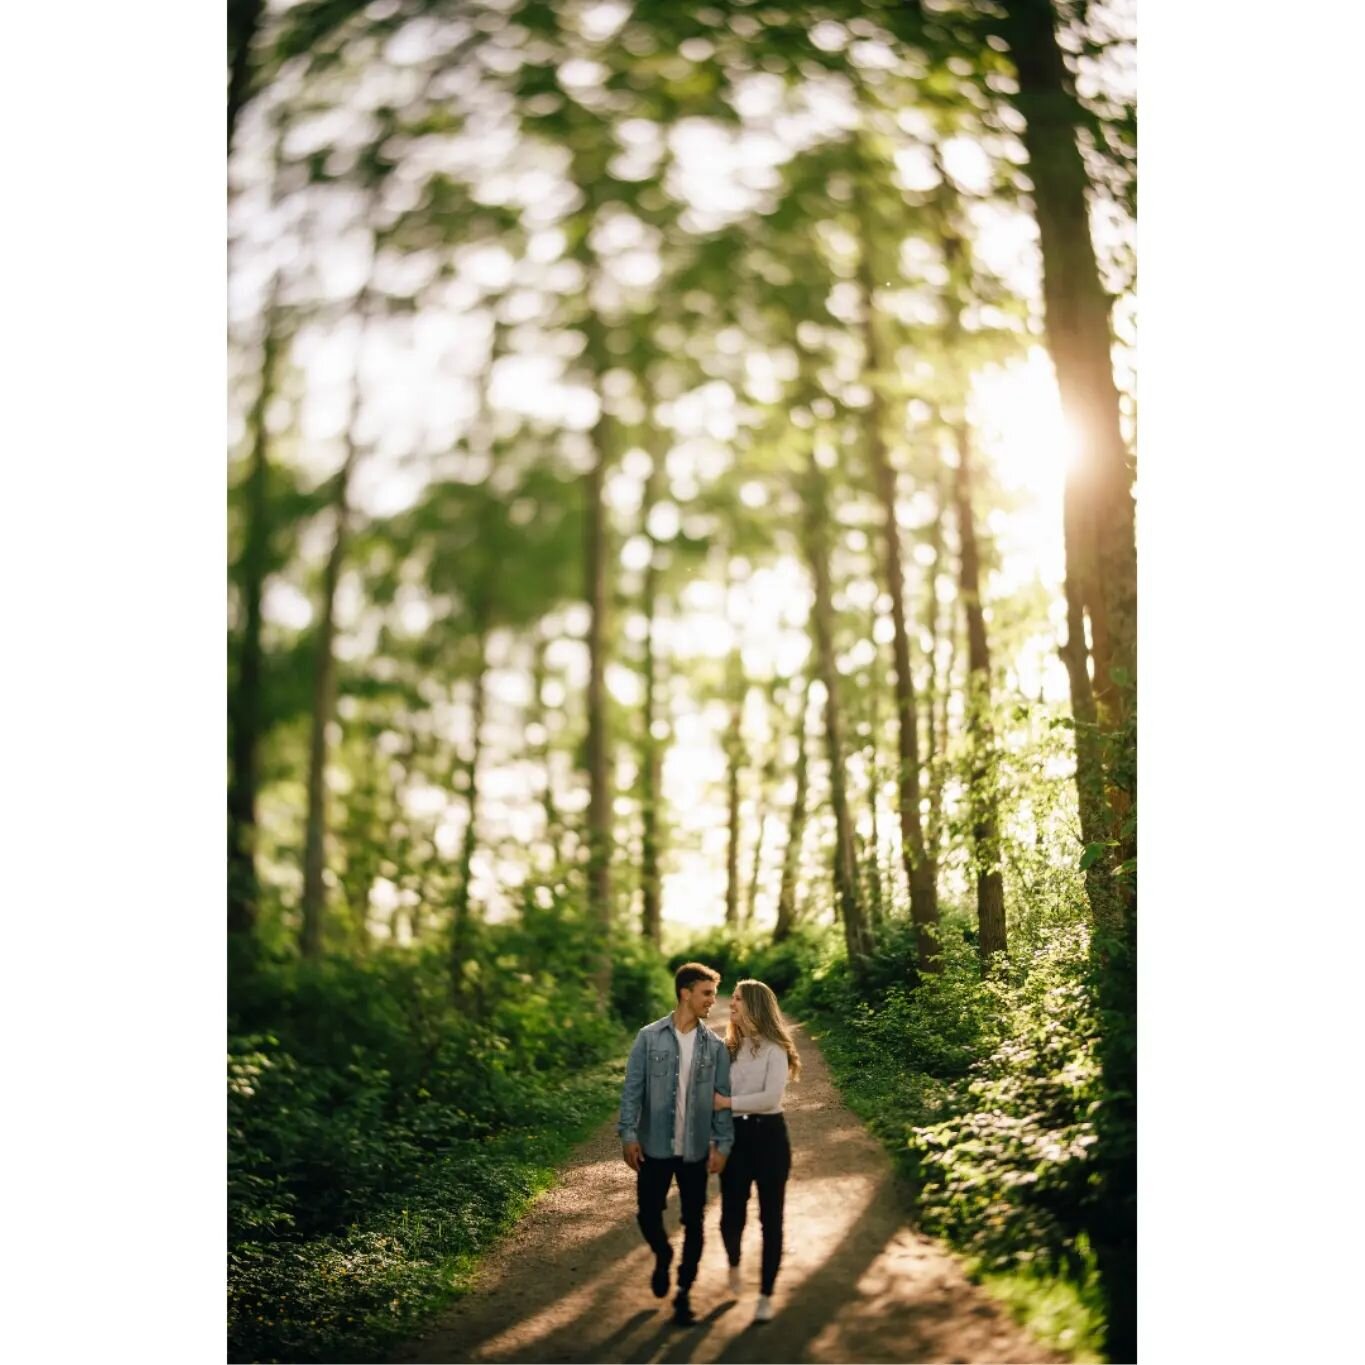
(1079, 842), (1110, 871)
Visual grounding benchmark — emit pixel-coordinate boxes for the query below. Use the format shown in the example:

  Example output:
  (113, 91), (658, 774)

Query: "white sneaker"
(727, 1264), (742, 1295)
(754, 1295), (775, 1322)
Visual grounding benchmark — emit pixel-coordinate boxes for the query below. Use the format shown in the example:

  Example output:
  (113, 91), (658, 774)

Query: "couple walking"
(618, 962), (801, 1327)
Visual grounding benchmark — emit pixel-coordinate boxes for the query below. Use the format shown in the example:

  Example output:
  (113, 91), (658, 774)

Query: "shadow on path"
(391, 1003), (1061, 1365)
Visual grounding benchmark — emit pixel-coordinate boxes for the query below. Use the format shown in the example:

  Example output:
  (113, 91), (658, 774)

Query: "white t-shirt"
(674, 1024), (697, 1155)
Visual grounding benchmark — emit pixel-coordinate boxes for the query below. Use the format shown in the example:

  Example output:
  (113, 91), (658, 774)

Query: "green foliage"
(910, 926), (1102, 1280)
(609, 931), (676, 1024)
(702, 896), (1107, 1360)
(663, 921), (829, 996)
(227, 921), (669, 1363)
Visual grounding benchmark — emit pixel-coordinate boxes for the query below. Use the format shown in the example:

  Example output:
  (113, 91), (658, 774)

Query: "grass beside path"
(228, 1055), (626, 1365)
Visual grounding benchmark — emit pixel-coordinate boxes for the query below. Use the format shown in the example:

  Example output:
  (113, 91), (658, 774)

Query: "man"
(619, 961), (734, 1326)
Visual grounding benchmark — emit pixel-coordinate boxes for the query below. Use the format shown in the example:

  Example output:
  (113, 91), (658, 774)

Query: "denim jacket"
(618, 1014), (735, 1163)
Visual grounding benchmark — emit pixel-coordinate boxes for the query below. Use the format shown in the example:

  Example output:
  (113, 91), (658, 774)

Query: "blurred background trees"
(227, 2), (1136, 1361)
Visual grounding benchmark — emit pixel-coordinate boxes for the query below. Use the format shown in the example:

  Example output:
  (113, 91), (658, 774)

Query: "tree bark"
(1059, 487), (1126, 943)
(227, 301), (281, 937)
(744, 726), (777, 926)
(922, 475), (950, 870)
(530, 628), (564, 874)
(584, 404), (613, 992)
(227, 0), (265, 154)
(858, 249), (940, 971)
(451, 624), (488, 998)
(774, 681), (811, 944)
(802, 450), (872, 968)
(998, 0), (1136, 740)
(997, 8), (1138, 1351)
(864, 670), (885, 928)
(723, 650), (743, 929)
(639, 438), (666, 945)
(951, 422), (1008, 970)
(299, 439), (360, 960)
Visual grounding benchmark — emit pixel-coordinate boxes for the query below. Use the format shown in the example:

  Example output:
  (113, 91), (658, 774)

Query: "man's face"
(681, 979), (718, 1017)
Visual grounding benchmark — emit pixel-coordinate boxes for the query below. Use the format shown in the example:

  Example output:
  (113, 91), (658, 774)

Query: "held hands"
(622, 1141), (643, 1171)
(707, 1143), (727, 1175)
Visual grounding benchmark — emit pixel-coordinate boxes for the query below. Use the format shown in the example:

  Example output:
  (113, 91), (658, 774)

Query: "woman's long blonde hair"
(726, 979), (801, 1080)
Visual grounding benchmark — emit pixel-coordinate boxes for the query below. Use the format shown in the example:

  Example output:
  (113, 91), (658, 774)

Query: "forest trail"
(391, 1000), (1061, 1365)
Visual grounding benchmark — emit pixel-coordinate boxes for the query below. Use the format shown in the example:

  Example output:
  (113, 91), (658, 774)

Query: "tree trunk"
(802, 450), (872, 968)
(300, 443), (360, 960)
(858, 249), (940, 971)
(998, 8), (1138, 1351)
(724, 650), (743, 929)
(999, 0), (1137, 741)
(922, 475), (950, 869)
(864, 670), (885, 928)
(1060, 488), (1125, 942)
(744, 731), (777, 926)
(227, 302), (280, 937)
(774, 681), (811, 944)
(639, 440), (666, 945)
(227, 0), (265, 154)
(951, 422), (1008, 970)
(451, 625), (488, 999)
(530, 628), (564, 874)
(584, 405), (613, 993)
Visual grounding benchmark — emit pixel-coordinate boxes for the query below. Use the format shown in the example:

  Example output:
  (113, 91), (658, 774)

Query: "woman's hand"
(713, 1092), (732, 1110)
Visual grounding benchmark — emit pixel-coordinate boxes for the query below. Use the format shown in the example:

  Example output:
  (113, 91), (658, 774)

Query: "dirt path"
(392, 1002), (1061, 1364)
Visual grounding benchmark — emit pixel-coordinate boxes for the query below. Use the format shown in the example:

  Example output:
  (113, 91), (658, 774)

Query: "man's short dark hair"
(674, 961), (721, 999)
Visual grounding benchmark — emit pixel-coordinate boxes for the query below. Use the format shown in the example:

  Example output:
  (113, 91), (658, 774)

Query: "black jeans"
(636, 1154), (709, 1292)
(719, 1114), (791, 1295)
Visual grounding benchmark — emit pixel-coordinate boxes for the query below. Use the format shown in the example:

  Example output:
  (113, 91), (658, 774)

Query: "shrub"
(228, 904), (660, 1362)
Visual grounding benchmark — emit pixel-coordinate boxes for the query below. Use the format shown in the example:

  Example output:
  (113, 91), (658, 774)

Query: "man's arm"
(710, 1044), (735, 1157)
(619, 1030), (647, 1169)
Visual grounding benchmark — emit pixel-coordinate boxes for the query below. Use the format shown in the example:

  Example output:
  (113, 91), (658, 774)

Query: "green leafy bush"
(910, 929), (1102, 1279)
(228, 916), (670, 1362)
(683, 900), (1108, 1358)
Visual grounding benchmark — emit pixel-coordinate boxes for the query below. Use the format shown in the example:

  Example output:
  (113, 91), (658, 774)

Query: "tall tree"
(638, 426), (667, 945)
(774, 679), (812, 945)
(922, 476), (953, 872)
(802, 445), (872, 968)
(858, 239), (940, 967)
(950, 421), (1008, 968)
(744, 689), (781, 926)
(530, 626), (564, 875)
(991, 6), (1138, 1355)
(300, 394), (364, 960)
(227, 0), (265, 153)
(228, 294), (283, 937)
(722, 636), (745, 929)
(995, 0), (1137, 753)
(450, 616), (489, 996)
(582, 360), (614, 992)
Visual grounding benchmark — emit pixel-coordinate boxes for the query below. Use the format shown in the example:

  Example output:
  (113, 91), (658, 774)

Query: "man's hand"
(707, 1144), (727, 1175)
(623, 1141), (643, 1171)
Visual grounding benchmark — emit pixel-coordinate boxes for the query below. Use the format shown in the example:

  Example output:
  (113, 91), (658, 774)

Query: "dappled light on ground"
(393, 1003), (1059, 1365)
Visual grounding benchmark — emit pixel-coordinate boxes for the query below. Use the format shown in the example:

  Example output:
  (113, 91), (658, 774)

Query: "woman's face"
(732, 993), (751, 1034)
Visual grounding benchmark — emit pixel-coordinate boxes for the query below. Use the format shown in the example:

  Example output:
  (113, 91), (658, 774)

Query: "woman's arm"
(729, 1047), (789, 1114)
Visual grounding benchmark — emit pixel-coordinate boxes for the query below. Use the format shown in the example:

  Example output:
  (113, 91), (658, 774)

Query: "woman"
(712, 978), (800, 1323)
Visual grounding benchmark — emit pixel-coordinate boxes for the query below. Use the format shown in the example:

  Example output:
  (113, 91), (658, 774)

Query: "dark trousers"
(720, 1114), (791, 1295)
(636, 1155), (709, 1292)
